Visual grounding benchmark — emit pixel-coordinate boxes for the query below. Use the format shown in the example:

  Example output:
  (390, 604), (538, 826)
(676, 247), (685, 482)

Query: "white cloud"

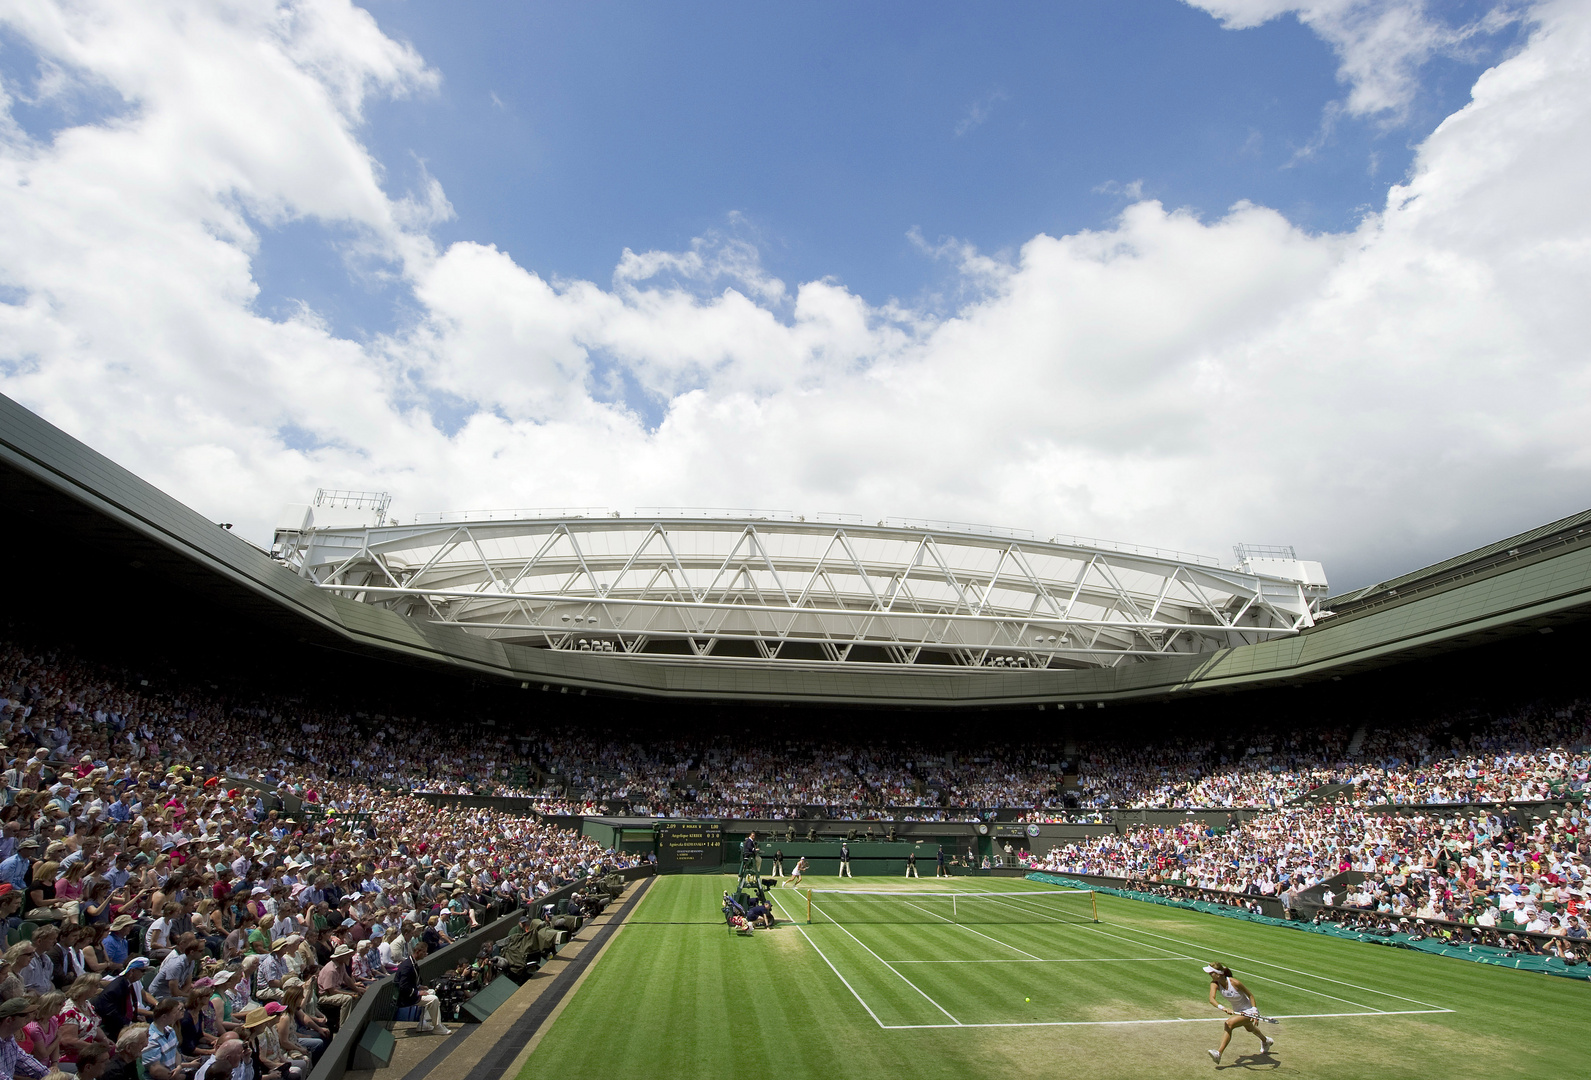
(0, 0), (1589, 591)
(954, 90), (1008, 136)
(1186, 0), (1524, 120)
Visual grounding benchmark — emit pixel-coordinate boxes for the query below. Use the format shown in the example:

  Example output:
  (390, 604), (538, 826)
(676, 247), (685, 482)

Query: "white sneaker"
(1207, 1050), (1221, 1064)
(415, 1021), (432, 1033)
(434, 1025), (452, 1036)
(1261, 1036), (1275, 1052)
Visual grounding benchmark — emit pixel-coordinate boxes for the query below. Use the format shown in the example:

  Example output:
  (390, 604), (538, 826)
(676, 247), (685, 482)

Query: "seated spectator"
(57, 973), (109, 1069)
(191, 1037), (248, 1080)
(242, 1005), (303, 1080)
(275, 983), (324, 1063)
(138, 1000), (185, 1080)
(151, 937), (203, 1001)
(145, 904), (181, 963)
(0, 997), (46, 1080)
(312, 948), (361, 1033)
(20, 993), (66, 1068)
(101, 1025), (148, 1080)
(72, 1044), (111, 1080)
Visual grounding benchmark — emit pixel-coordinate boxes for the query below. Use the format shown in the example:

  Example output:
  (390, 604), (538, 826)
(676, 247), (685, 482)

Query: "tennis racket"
(1221, 1007), (1280, 1024)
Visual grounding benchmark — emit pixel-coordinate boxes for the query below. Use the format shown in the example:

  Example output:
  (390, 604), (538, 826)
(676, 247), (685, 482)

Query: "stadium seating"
(0, 617), (1583, 1040)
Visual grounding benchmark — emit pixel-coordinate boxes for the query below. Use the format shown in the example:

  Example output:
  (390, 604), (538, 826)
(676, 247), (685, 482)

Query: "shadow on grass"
(1215, 1050), (1279, 1071)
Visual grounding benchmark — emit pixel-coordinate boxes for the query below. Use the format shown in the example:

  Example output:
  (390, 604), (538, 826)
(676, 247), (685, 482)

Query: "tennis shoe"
(1261, 1036), (1274, 1052)
(1207, 1050), (1221, 1063)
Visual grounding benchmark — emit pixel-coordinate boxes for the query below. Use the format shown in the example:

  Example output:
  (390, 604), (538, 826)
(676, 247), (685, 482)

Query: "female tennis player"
(788, 855), (809, 887)
(1204, 963), (1274, 1063)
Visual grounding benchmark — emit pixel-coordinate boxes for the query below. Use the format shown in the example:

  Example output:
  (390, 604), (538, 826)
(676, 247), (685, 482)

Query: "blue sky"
(255, 0), (1517, 340)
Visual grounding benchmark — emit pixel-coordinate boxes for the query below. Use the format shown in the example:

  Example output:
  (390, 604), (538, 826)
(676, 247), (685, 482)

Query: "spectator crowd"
(517, 702), (1587, 820)
(0, 634), (635, 1080)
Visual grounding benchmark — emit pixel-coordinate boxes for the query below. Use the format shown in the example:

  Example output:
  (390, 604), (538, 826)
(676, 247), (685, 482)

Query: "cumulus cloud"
(1, 0), (1589, 591)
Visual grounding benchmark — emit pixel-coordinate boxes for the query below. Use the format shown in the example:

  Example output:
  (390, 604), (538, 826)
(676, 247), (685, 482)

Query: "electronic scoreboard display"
(655, 822), (722, 871)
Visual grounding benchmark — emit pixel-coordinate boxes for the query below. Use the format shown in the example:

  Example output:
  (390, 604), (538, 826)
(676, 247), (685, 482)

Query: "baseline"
(877, 1007), (1452, 1031)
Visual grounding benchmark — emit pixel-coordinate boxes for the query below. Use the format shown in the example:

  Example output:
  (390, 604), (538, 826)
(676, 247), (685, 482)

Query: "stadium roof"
(273, 507), (1329, 671)
(4, 390), (1591, 707)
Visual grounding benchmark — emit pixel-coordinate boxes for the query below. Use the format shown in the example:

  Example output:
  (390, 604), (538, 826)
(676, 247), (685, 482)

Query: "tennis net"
(804, 888), (1097, 925)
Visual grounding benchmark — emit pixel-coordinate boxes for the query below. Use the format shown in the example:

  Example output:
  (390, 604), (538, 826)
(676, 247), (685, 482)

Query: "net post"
(1091, 889), (1099, 923)
(952, 893), (958, 923)
(806, 888), (811, 925)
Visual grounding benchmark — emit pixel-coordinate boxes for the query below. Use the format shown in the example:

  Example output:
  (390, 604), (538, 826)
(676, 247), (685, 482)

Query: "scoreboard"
(655, 822), (723, 872)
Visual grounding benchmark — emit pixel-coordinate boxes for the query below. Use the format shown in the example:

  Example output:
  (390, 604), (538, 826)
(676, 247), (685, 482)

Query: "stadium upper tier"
(273, 500), (1329, 670)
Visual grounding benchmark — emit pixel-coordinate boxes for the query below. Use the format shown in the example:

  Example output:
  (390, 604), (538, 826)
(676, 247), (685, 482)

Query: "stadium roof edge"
(3, 392), (1591, 707)
(1325, 506), (1591, 612)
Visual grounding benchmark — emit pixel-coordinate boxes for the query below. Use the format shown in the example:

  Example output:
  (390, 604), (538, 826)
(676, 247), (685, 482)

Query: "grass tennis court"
(519, 875), (1585, 1079)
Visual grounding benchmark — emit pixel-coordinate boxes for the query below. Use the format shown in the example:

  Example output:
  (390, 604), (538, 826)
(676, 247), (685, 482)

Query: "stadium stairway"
(345, 877), (654, 1080)
(1346, 725), (1369, 756)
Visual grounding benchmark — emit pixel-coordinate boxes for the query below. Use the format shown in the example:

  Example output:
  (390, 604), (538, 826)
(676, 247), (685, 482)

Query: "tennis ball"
(1025, 997), (1030, 1002)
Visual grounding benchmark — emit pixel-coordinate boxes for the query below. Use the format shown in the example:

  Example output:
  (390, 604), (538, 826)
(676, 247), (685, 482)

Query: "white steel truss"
(273, 513), (1328, 671)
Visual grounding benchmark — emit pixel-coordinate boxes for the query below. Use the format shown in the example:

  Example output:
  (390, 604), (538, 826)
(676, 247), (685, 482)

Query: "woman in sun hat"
(243, 1004), (304, 1080)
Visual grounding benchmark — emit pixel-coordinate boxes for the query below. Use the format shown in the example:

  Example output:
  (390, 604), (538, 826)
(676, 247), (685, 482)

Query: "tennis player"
(1204, 963), (1274, 1063)
(789, 855), (809, 887)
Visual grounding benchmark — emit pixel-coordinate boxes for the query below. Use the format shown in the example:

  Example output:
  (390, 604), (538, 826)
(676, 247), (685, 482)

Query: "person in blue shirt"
(0, 839), (36, 891)
(103, 915), (134, 967)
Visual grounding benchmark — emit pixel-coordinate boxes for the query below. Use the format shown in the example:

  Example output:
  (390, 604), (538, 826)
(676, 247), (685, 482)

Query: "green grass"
(519, 875), (1587, 1080)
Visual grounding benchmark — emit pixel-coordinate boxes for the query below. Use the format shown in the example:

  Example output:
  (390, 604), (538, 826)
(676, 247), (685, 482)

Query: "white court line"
(769, 891), (886, 1029)
(984, 893), (1389, 1014)
(878, 1008), (1451, 1030)
(888, 957), (1189, 963)
(807, 895), (963, 1025)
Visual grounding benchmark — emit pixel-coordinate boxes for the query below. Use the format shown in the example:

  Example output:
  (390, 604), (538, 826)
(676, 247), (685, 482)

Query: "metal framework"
(272, 511), (1328, 671)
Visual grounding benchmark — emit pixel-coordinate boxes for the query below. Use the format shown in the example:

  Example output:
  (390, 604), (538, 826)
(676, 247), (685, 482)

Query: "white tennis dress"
(1219, 979), (1257, 1017)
